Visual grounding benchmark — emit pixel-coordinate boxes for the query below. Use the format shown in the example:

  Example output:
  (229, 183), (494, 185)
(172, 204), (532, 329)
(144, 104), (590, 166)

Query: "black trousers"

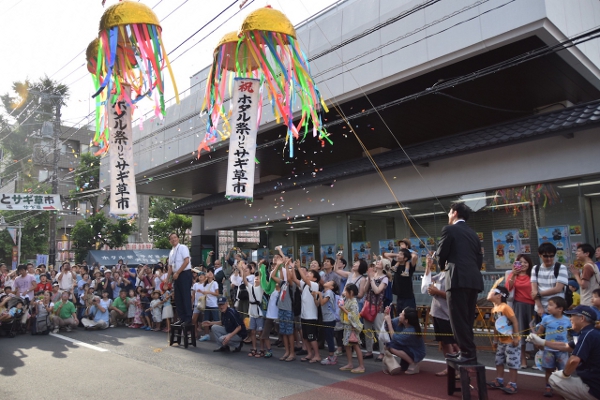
(173, 269), (193, 323)
(446, 288), (478, 359)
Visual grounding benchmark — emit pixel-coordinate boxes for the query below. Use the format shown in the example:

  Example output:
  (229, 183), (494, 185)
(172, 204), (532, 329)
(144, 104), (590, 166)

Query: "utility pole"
(48, 97), (62, 267)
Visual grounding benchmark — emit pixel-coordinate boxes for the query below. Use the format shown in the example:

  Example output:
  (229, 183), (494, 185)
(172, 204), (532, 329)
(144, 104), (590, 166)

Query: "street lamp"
(0, 215), (23, 267)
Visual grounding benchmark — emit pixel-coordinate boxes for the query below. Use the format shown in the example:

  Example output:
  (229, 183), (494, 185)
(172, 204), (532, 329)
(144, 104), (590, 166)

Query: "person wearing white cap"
(528, 305), (600, 399)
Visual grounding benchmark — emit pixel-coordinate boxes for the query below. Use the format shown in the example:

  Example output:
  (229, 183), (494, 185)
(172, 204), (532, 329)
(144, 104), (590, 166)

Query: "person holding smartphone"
(506, 254), (534, 369)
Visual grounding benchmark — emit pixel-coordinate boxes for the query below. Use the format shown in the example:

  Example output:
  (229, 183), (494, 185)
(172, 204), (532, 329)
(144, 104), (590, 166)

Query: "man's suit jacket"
(436, 221), (484, 292)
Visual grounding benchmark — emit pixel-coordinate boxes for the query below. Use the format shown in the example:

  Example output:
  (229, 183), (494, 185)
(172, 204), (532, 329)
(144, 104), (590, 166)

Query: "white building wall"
(111, 0), (600, 185)
(203, 127), (600, 230)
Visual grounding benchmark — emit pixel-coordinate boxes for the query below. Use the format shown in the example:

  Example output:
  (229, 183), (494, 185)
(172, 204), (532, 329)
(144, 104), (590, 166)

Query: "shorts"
(541, 350), (568, 370)
(261, 318), (276, 339)
(294, 315), (302, 331)
(301, 318), (318, 342)
(433, 317), (456, 344)
(495, 342), (521, 370)
(203, 307), (219, 322)
(249, 316), (264, 331)
(278, 310), (294, 335)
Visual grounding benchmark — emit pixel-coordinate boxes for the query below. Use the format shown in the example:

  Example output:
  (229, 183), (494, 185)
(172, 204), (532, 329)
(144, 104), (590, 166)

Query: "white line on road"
(50, 333), (109, 352)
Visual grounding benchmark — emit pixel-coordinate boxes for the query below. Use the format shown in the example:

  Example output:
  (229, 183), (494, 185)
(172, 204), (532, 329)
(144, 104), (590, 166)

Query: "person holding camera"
(56, 262), (76, 293)
(81, 295), (110, 330)
(51, 291), (78, 333)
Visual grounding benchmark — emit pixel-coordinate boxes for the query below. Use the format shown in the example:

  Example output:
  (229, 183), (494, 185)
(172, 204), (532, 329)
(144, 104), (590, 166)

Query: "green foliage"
(150, 212), (192, 249)
(149, 196), (189, 220)
(70, 213), (137, 262)
(0, 211), (50, 262)
(0, 76), (69, 184)
(69, 152), (101, 214)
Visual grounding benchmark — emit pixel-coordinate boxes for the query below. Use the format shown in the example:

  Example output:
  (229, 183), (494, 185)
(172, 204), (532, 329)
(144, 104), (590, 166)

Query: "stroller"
(30, 299), (53, 335)
(0, 296), (27, 338)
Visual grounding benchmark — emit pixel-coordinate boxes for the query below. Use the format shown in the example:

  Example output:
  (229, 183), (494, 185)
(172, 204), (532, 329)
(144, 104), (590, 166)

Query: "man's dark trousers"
(446, 287), (478, 359)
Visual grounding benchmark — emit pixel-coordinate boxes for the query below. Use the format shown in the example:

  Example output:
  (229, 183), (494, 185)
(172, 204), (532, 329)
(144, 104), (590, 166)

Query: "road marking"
(50, 333), (109, 352)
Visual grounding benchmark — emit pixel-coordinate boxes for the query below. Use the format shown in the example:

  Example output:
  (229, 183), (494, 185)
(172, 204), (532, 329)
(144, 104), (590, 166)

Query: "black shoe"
(296, 349), (308, 356)
(172, 320), (183, 326)
(452, 356), (477, 364)
(233, 342), (243, 352)
(445, 352), (460, 358)
(213, 346), (230, 352)
(294, 346), (302, 352)
(182, 320), (193, 327)
(363, 353), (374, 359)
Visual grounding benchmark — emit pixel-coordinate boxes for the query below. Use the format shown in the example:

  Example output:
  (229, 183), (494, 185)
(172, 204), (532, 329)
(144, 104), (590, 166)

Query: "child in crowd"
(536, 296), (571, 397)
(260, 278), (279, 359)
(127, 289), (136, 326)
(130, 288), (144, 329)
(271, 258), (296, 362)
(139, 288), (152, 331)
(9, 302), (24, 318)
(161, 289), (173, 333)
(318, 280), (340, 365)
(147, 290), (163, 331)
(568, 280), (580, 309)
(338, 283), (365, 374)
(487, 286), (521, 395)
(247, 265), (266, 357)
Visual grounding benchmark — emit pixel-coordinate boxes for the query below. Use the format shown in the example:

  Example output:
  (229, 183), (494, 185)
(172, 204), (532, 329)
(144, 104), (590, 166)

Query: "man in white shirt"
(56, 262), (76, 293)
(169, 232), (192, 326)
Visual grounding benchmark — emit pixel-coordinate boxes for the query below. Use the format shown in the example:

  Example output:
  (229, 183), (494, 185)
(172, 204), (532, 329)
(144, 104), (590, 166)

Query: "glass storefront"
(223, 176), (600, 271)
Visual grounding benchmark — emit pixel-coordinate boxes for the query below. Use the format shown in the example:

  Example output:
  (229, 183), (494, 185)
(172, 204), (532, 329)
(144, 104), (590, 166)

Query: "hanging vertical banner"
(225, 78), (260, 199)
(7, 227), (17, 245)
(109, 97), (138, 215)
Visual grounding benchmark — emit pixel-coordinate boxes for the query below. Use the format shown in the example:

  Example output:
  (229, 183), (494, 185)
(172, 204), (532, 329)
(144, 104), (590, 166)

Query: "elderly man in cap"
(528, 305), (600, 399)
(202, 296), (247, 352)
(97, 269), (114, 299)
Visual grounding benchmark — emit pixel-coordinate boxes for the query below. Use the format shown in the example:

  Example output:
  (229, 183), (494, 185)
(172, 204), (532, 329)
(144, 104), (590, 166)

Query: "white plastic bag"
(421, 272), (432, 294)
(378, 319), (391, 346)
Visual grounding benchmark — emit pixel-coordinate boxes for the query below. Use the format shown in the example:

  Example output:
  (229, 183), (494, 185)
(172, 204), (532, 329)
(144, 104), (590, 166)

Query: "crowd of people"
(1, 204), (600, 399)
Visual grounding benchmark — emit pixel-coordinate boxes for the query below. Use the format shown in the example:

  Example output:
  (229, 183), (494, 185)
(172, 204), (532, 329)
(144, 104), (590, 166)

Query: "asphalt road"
(0, 328), (544, 399)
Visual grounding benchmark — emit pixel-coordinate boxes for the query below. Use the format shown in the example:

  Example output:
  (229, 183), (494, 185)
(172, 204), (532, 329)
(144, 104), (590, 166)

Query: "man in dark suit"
(436, 202), (483, 363)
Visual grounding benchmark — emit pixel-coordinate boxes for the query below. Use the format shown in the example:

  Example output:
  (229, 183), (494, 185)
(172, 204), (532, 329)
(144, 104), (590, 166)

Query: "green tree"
(0, 76), (69, 185)
(150, 212), (192, 249)
(69, 152), (101, 214)
(149, 196), (189, 220)
(0, 211), (50, 262)
(70, 213), (137, 262)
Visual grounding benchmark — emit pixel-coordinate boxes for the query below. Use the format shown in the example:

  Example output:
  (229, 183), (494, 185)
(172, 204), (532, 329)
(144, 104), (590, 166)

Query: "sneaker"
(199, 334), (210, 342)
(65, 327), (72, 332)
(543, 385), (553, 397)
(487, 378), (504, 389)
(109, 324), (115, 328)
(334, 349), (344, 357)
(321, 356), (338, 365)
(400, 271), (409, 277)
(52, 327), (59, 334)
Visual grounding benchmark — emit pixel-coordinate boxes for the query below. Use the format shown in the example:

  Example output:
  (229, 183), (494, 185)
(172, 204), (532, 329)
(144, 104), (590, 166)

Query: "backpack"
(329, 294), (342, 322)
(291, 285), (302, 317)
(534, 262), (573, 308)
(383, 279), (394, 308)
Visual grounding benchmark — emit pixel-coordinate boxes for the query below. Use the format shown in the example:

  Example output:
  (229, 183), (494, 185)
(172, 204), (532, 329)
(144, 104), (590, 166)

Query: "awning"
(87, 249), (170, 267)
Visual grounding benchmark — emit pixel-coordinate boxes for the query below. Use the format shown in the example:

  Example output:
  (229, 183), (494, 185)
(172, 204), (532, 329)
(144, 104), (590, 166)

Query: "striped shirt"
(530, 263), (568, 312)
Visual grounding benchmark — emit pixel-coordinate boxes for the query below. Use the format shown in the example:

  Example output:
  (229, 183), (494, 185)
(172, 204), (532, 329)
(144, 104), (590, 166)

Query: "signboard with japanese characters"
(108, 97), (138, 215)
(225, 78), (260, 199)
(0, 193), (62, 211)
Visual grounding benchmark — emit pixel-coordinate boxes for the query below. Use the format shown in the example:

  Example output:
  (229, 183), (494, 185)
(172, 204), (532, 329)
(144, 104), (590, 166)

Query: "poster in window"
(537, 226), (571, 265)
(281, 246), (294, 259)
(300, 245), (315, 267)
(320, 244), (337, 263)
(351, 242), (371, 262)
(492, 229), (521, 269)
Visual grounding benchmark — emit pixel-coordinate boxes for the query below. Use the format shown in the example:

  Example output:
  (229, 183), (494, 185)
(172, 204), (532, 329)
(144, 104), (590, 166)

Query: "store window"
(350, 176), (599, 271)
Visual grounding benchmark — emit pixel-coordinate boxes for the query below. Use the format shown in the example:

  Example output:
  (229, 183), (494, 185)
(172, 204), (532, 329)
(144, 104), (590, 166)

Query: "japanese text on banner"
(0, 193), (62, 211)
(225, 78), (260, 199)
(109, 99), (138, 215)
